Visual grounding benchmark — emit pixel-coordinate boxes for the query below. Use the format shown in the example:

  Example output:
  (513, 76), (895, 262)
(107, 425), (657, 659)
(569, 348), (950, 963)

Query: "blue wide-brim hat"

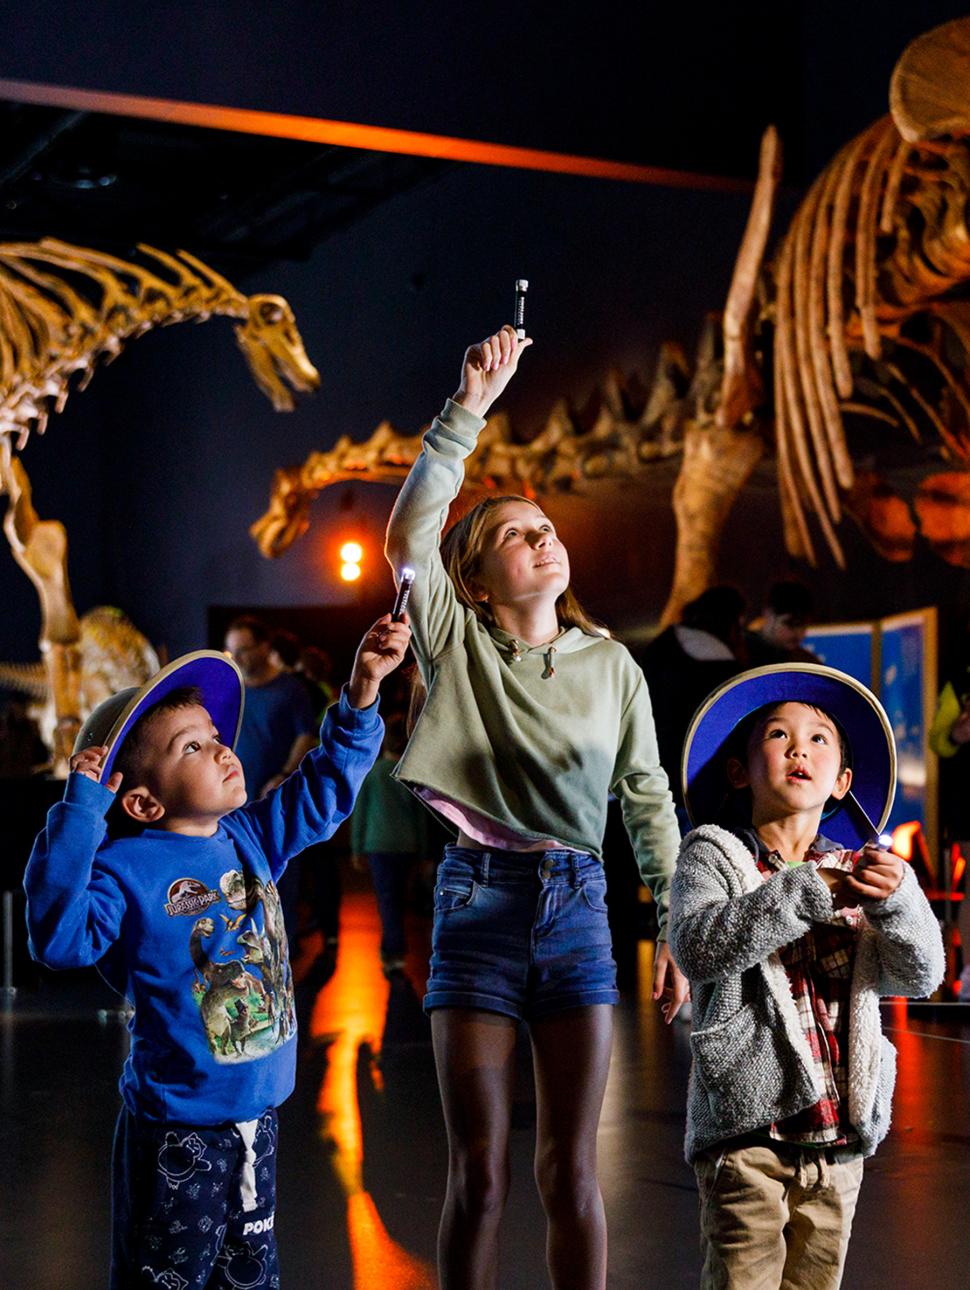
(682, 663), (896, 849)
(73, 650), (245, 781)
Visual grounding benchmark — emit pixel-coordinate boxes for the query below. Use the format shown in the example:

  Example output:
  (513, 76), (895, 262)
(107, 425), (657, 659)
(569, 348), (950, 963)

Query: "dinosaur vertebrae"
(251, 346), (691, 558)
(0, 238), (320, 448)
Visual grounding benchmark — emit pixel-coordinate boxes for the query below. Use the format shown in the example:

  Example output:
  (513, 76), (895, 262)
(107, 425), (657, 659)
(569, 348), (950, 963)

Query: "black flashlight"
(514, 279), (529, 339)
(392, 567), (415, 621)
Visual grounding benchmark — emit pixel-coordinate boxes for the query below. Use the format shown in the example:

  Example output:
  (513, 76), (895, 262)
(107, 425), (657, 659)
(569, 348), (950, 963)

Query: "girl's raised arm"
(385, 327), (531, 667)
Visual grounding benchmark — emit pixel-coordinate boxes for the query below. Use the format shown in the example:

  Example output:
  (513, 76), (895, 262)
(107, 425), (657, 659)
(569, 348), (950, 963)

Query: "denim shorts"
(425, 845), (620, 1020)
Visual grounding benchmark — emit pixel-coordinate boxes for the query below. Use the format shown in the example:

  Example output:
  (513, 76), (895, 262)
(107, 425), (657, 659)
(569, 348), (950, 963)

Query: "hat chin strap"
(841, 790), (879, 843)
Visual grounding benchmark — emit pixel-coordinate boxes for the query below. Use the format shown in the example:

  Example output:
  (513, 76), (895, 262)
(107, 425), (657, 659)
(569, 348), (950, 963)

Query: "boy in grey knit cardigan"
(669, 664), (944, 1290)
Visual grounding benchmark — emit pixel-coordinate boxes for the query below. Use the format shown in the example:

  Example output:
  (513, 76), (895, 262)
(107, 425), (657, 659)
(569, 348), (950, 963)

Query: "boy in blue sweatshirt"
(25, 613), (410, 1290)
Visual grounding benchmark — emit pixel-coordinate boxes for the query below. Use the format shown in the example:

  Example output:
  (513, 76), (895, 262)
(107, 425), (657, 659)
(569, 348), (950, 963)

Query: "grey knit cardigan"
(669, 825), (945, 1163)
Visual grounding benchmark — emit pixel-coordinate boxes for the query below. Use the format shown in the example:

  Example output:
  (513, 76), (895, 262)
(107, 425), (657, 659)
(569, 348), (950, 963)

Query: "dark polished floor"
(2, 889), (969, 1289)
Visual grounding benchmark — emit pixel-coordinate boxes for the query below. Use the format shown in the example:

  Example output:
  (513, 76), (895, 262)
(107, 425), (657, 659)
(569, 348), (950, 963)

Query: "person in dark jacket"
(637, 585), (746, 828)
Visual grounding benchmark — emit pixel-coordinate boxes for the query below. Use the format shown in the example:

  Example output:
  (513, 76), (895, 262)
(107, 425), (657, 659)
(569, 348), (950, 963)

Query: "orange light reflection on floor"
(308, 893), (436, 1289)
(882, 997), (928, 1146)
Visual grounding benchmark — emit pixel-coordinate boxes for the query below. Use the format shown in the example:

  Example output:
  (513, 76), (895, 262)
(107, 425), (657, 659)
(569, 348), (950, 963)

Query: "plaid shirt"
(740, 829), (861, 1148)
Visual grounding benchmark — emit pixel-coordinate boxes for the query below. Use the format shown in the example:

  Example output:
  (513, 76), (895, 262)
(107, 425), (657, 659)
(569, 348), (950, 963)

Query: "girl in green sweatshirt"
(385, 324), (684, 1290)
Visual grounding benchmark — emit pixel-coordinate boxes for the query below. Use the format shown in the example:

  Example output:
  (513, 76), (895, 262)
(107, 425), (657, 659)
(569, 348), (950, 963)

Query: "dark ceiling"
(0, 100), (453, 274)
(0, 3), (965, 278)
(0, 4), (814, 281)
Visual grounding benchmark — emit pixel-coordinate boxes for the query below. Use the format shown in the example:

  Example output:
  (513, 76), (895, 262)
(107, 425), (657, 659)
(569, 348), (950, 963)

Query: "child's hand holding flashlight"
(817, 841), (904, 908)
(844, 844), (904, 903)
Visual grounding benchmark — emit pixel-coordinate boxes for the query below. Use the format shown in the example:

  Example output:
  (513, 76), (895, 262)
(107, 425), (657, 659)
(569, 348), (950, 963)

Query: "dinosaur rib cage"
(773, 114), (970, 568)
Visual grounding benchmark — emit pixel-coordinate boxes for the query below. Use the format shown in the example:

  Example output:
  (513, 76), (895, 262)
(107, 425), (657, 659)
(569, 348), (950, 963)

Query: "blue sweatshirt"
(24, 689), (382, 1126)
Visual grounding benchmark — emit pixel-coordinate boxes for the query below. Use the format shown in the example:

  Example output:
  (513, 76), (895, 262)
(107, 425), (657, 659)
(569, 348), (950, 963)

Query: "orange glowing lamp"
(339, 540), (363, 583)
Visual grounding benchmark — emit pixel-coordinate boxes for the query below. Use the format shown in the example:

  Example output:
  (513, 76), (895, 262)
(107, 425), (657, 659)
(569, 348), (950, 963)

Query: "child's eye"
(766, 728), (786, 739)
(503, 528), (518, 539)
(184, 740), (200, 753)
(812, 733), (828, 743)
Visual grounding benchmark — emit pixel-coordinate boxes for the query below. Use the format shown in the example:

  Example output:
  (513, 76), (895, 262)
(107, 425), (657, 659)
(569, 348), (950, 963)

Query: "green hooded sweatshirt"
(385, 399), (680, 933)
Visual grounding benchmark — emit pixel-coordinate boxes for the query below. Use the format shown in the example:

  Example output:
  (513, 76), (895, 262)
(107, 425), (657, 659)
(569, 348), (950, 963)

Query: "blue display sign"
(879, 611), (936, 850)
(804, 610), (937, 861)
(802, 624), (876, 688)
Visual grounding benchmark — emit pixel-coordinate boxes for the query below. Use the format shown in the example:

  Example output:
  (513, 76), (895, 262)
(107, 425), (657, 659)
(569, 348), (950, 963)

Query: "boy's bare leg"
(531, 1005), (613, 1290)
(432, 1009), (518, 1290)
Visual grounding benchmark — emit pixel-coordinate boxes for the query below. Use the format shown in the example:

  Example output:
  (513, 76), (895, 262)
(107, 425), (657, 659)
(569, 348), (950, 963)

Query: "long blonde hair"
(440, 494), (601, 633)
(408, 494), (604, 730)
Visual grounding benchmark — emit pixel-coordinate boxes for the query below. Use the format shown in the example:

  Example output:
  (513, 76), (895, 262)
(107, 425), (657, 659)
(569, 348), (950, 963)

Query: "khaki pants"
(694, 1141), (865, 1290)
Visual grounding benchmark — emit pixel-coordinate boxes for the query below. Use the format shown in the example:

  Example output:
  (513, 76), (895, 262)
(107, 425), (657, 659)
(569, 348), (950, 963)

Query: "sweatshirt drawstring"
(504, 637), (557, 677)
(237, 1119), (259, 1211)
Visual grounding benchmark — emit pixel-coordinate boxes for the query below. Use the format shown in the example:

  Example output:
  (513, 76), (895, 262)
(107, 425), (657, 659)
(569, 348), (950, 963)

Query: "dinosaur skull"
(248, 465), (314, 558)
(235, 294), (320, 412)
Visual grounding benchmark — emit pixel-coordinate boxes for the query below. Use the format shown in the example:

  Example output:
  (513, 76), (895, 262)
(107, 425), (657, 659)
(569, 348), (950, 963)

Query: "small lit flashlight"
(392, 567), (415, 621)
(514, 279), (529, 339)
(853, 831), (895, 870)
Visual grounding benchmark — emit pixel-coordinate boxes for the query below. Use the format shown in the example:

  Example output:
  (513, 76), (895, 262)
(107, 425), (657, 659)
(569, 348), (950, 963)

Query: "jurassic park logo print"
(165, 877), (221, 918)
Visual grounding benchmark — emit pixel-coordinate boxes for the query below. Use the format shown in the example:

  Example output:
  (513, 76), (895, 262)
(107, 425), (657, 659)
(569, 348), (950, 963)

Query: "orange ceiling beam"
(0, 78), (752, 194)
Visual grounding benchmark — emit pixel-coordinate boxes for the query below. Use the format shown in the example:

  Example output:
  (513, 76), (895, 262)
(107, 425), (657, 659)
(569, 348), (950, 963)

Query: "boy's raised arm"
(24, 768), (126, 970)
(235, 616), (409, 870)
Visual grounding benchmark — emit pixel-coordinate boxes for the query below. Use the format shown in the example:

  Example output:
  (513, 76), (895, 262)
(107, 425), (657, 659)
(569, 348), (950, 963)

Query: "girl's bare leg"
(530, 1005), (614, 1290)
(431, 1008), (518, 1290)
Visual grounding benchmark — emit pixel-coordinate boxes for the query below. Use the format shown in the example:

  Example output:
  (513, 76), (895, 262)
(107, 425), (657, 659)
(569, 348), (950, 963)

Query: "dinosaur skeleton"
(0, 238), (320, 772)
(0, 238), (320, 450)
(0, 604), (160, 763)
(250, 344), (690, 560)
(771, 20), (970, 569)
(251, 17), (970, 627)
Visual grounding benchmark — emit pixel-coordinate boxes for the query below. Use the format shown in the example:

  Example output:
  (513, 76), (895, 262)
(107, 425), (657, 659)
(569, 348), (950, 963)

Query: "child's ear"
(119, 786), (166, 824)
(828, 765), (853, 802)
(725, 756), (750, 790)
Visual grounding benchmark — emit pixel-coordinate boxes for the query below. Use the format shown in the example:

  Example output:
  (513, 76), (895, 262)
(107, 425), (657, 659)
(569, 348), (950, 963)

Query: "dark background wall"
(3, 1), (970, 667)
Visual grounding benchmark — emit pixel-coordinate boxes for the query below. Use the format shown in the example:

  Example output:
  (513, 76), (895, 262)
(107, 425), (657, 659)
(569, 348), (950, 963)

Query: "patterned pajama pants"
(110, 1107), (280, 1289)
